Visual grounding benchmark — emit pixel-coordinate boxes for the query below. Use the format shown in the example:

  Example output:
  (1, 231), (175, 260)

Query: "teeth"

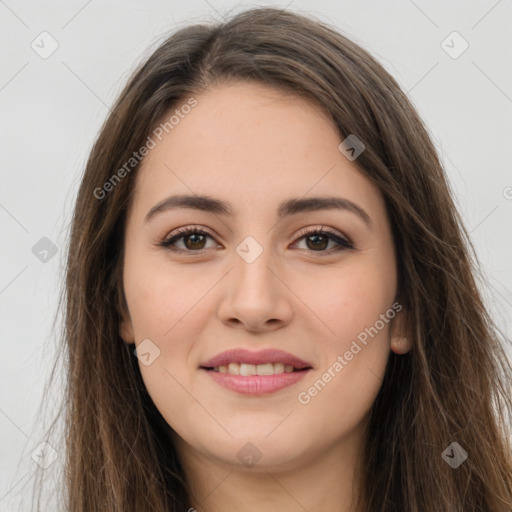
(228, 363), (239, 375)
(214, 362), (298, 375)
(240, 364), (256, 376)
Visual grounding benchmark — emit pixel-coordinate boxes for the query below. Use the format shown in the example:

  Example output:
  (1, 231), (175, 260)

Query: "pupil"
(307, 234), (327, 250)
(185, 233), (205, 249)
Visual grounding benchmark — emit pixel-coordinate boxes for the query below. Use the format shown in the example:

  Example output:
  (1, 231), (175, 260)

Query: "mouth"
(201, 362), (310, 375)
(200, 348), (313, 373)
(199, 348), (313, 395)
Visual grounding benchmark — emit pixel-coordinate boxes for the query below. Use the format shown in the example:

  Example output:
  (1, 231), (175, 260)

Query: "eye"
(292, 226), (354, 254)
(159, 225), (354, 254)
(159, 226), (218, 253)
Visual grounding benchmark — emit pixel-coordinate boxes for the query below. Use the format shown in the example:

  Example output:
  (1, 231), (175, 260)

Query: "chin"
(195, 432), (313, 472)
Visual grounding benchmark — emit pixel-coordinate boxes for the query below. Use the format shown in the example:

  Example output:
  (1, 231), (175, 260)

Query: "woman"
(32, 6), (512, 511)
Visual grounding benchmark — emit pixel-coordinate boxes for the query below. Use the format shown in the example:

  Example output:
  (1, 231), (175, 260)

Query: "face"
(120, 80), (409, 475)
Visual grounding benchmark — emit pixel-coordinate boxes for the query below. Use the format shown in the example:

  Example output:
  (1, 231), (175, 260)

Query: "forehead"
(130, 81), (386, 227)
(143, 80), (338, 171)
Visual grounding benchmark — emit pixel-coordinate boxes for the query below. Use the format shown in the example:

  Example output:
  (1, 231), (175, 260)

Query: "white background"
(1, 1), (511, 510)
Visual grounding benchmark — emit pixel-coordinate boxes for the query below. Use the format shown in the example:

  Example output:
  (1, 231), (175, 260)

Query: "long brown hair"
(30, 7), (512, 511)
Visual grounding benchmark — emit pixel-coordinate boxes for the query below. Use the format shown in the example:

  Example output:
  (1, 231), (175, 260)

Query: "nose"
(216, 246), (294, 333)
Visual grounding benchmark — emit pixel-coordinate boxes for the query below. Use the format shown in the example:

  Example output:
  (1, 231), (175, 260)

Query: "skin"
(120, 80), (411, 512)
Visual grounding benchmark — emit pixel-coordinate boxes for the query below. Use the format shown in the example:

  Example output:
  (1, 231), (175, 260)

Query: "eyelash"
(159, 225), (354, 256)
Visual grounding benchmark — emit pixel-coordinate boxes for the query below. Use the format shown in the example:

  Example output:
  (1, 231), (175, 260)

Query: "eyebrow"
(144, 194), (373, 229)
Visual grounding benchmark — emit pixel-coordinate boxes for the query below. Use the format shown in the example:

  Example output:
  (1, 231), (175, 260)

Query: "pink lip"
(203, 369), (311, 395)
(200, 348), (312, 370)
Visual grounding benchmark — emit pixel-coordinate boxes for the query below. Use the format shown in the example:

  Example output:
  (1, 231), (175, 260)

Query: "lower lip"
(202, 368), (310, 395)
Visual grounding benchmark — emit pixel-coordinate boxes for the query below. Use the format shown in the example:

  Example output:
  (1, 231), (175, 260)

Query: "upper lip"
(200, 349), (313, 370)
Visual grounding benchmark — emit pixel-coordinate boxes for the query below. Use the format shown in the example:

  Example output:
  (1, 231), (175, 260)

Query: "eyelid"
(159, 224), (354, 254)
(293, 225), (352, 245)
(160, 225), (219, 251)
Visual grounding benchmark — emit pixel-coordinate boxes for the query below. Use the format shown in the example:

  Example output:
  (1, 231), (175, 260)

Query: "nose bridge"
(232, 233), (278, 296)
(216, 232), (293, 330)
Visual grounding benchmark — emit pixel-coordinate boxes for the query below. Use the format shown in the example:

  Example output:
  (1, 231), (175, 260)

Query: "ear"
(389, 308), (412, 355)
(119, 309), (135, 345)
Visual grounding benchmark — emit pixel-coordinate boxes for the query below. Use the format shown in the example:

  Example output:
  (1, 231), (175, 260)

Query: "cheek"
(123, 255), (213, 396)
(294, 256), (395, 403)
(123, 248), (214, 341)
(298, 254), (396, 342)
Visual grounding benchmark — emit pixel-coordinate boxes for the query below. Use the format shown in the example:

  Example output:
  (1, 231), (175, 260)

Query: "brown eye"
(305, 233), (329, 251)
(294, 228), (353, 254)
(160, 226), (353, 255)
(160, 228), (217, 253)
(183, 232), (207, 250)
